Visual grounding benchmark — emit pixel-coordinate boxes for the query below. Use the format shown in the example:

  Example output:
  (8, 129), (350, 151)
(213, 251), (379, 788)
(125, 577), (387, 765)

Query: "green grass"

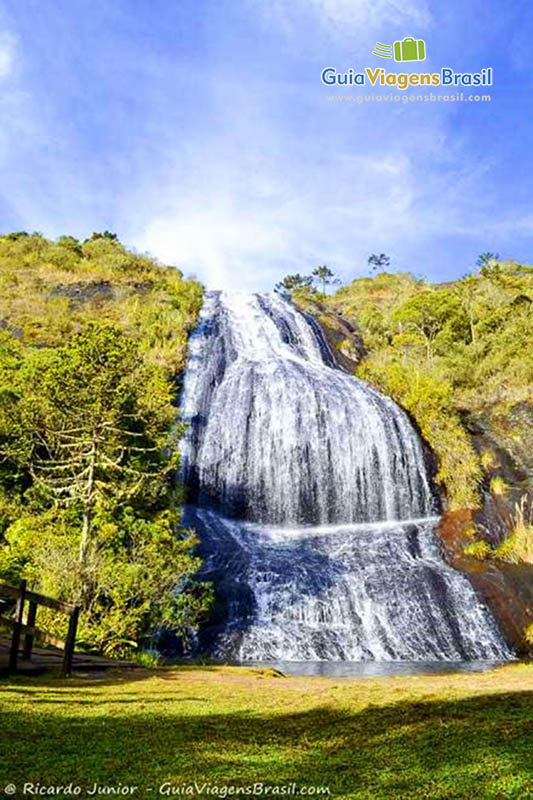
(1, 664), (532, 799)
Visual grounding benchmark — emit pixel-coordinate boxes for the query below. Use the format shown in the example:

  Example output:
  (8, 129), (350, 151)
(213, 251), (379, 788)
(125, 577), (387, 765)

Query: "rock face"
(439, 510), (533, 656)
(464, 407), (533, 546)
(299, 301), (366, 372)
(51, 280), (116, 306)
(474, 403), (533, 481)
(446, 409), (533, 655)
(50, 280), (155, 308)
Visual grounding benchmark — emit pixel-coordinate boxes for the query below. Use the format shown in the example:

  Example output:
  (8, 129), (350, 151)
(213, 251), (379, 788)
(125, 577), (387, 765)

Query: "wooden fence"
(0, 580), (80, 677)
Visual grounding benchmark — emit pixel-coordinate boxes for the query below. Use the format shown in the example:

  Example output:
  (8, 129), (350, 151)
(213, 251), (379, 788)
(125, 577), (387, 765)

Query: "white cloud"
(0, 31), (16, 79)
(251, 0), (431, 47)
(136, 144), (432, 291)
(140, 210), (288, 289)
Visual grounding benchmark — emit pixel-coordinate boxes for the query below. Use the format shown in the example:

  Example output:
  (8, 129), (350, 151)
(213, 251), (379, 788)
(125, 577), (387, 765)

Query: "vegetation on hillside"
(288, 258), (533, 545)
(0, 232), (210, 655)
(0, 230), (203, 373)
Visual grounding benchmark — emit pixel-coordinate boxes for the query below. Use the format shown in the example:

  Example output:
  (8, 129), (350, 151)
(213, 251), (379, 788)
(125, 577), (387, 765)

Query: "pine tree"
(0, 323), (178, 565)
(312, 265), (339, 294)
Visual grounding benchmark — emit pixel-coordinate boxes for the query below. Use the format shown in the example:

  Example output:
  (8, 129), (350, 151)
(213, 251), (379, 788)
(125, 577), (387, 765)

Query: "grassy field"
(0, 664), (532, 799)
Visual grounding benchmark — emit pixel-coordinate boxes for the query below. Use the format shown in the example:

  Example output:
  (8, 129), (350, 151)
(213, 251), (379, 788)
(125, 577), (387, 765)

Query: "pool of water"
(242, 660), (511, 678)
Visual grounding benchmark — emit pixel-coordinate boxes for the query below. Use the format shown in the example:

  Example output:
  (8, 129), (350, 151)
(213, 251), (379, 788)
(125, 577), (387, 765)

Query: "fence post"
(61, 606), (80, 678)
(8, 579), (27, 674)
(22, 600), (38, 660)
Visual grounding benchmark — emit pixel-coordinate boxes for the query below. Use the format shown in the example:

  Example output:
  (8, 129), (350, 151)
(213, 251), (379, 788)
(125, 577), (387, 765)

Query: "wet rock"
(439, 510), (533, 656)
(463, 408), (533, 547)
(296, 299), (366, 372)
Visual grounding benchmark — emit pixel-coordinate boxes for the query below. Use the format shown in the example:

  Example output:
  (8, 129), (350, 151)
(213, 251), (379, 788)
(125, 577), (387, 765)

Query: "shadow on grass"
(0, 666), (164, 690)
(0, 690), (532, 798)
(0, 663), (283, 692)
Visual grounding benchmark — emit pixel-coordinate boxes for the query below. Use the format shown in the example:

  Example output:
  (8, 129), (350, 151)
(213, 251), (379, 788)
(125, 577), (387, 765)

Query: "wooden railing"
(0, 580), (80, 677)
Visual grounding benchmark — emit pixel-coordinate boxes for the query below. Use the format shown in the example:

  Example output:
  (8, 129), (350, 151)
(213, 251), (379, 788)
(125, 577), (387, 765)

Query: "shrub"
(357, 358), (482, 509)
(464, 540), (494, 560)
(524, 623), (533, 647)
(490, 476), (509, 496)
(494, 499), (533, 564)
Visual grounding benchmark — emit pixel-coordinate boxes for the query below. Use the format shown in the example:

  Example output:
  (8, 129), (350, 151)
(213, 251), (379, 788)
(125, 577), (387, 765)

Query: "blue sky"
(0, 0), (532, 290)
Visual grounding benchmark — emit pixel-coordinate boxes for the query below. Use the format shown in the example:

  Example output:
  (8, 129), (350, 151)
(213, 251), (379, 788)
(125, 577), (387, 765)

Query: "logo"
(373, 37), (426, 62)
(372, 42), (392, 59)
(321, 36), (493, 91)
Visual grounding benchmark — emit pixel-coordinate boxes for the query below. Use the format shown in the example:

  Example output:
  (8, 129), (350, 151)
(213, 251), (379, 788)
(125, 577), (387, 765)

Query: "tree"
(368, 253), (391, 274)
(312, 265), (339, 294)
(0, 506), (211, 656)
(476, 252), (499, 268)
(393, 289), (468, 361)
(0, 323), (177, 565)
(57, 235), (82, 255)
(454, 275), (480, 345)
(86, 230), (119, 244)
(478, 255), (504, 283)
(0, 233), (212, 654)
(6, 231), (29, 241)
(276, 273), (314, 293)
(0, 322), (212, 654)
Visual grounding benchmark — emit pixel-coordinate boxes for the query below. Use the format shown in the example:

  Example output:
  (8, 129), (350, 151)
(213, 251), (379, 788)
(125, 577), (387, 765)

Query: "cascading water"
(179, 291), (511, 662)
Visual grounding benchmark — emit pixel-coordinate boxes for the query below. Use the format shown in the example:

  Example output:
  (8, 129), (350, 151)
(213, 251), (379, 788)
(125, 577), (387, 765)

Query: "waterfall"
(179, 291), (511, 662)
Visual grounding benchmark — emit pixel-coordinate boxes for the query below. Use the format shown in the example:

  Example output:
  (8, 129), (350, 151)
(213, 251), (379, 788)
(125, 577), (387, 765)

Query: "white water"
(179, 291), (512, 662)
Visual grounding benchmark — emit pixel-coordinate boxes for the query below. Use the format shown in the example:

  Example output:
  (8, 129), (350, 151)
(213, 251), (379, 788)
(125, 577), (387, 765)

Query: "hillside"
(0, 231), (210, 657)
(0, 231), (203, 374)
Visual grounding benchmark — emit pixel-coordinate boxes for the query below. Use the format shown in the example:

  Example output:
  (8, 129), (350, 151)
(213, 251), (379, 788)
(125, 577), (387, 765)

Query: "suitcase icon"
(394, 38), (426, 62)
